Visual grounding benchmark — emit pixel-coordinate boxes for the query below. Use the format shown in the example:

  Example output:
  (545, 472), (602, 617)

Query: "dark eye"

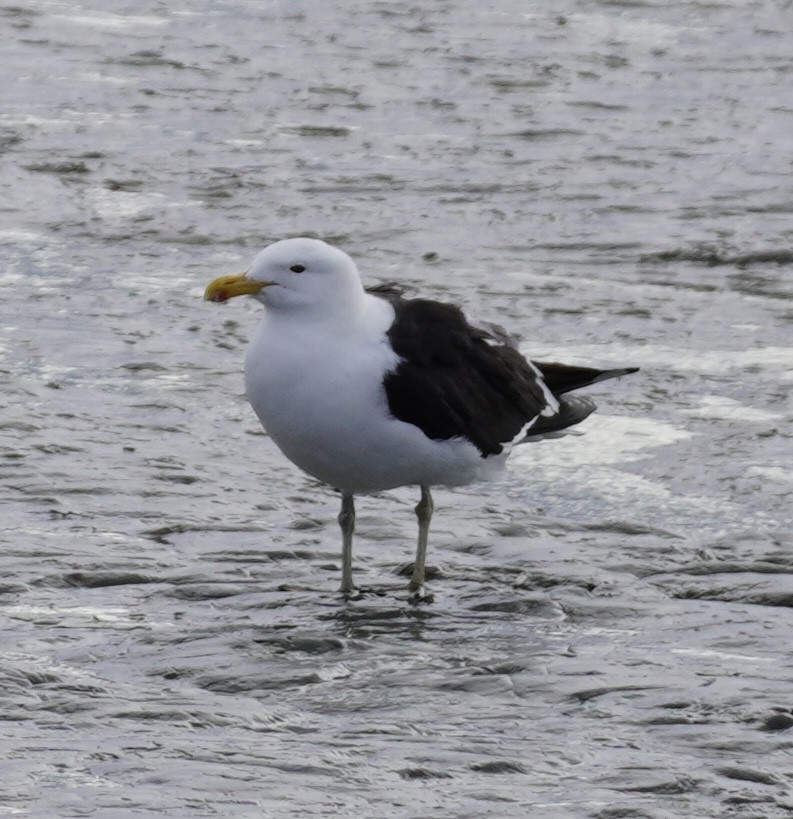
(289, 264), (306, 273)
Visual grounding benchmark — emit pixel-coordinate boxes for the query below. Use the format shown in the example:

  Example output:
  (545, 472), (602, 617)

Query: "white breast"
(244, 294), (493, 493)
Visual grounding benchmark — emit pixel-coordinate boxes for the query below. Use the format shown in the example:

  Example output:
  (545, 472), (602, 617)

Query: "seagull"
(204, 238), (637, 596)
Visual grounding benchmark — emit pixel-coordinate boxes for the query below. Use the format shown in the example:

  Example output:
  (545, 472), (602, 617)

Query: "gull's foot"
(397, 562), (441, 582)
(338, 584), (390, 601)
(408, 583), (434, 604)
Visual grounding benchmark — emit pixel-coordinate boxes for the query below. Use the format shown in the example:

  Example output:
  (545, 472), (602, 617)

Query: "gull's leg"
(409, 485), (434, 592)
(338, 492), (356, 594)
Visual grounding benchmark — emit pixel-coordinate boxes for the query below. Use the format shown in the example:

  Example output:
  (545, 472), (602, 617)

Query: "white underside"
(244, 293), (507, 494)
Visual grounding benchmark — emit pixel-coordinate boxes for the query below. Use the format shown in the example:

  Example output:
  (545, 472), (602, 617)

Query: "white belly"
(243, 298), (497, 493)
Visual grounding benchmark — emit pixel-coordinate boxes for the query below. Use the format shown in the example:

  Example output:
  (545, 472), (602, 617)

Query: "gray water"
(2, 1), (792, 816)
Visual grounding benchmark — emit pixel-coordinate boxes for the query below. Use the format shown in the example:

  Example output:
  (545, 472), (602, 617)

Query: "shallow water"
(2, 1), (792, 816)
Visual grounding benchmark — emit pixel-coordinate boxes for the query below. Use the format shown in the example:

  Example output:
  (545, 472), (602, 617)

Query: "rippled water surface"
(2, 1), (793, 816)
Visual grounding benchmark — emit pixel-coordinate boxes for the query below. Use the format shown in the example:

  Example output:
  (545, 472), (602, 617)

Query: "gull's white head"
(205, 237), (364, 315)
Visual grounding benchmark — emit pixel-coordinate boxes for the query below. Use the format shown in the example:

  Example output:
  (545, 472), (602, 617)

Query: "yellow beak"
(204, 273), (271, 303)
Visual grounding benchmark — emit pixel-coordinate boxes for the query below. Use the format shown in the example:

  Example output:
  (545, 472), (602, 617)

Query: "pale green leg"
(338, 492), (355, 595)
(409, 485), (433, 592)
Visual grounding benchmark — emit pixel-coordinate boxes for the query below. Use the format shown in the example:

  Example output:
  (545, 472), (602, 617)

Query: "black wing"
(379, 295), (639, 456)
(381, 297), (552, 456)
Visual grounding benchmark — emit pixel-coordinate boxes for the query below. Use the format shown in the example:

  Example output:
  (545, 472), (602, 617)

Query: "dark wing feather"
(523, 395), (597, 437)
(366, 282), (406, 299)
(381, 298), (550, 456)
(532, 362), (639, 395)
(524, 362), (640, 437)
